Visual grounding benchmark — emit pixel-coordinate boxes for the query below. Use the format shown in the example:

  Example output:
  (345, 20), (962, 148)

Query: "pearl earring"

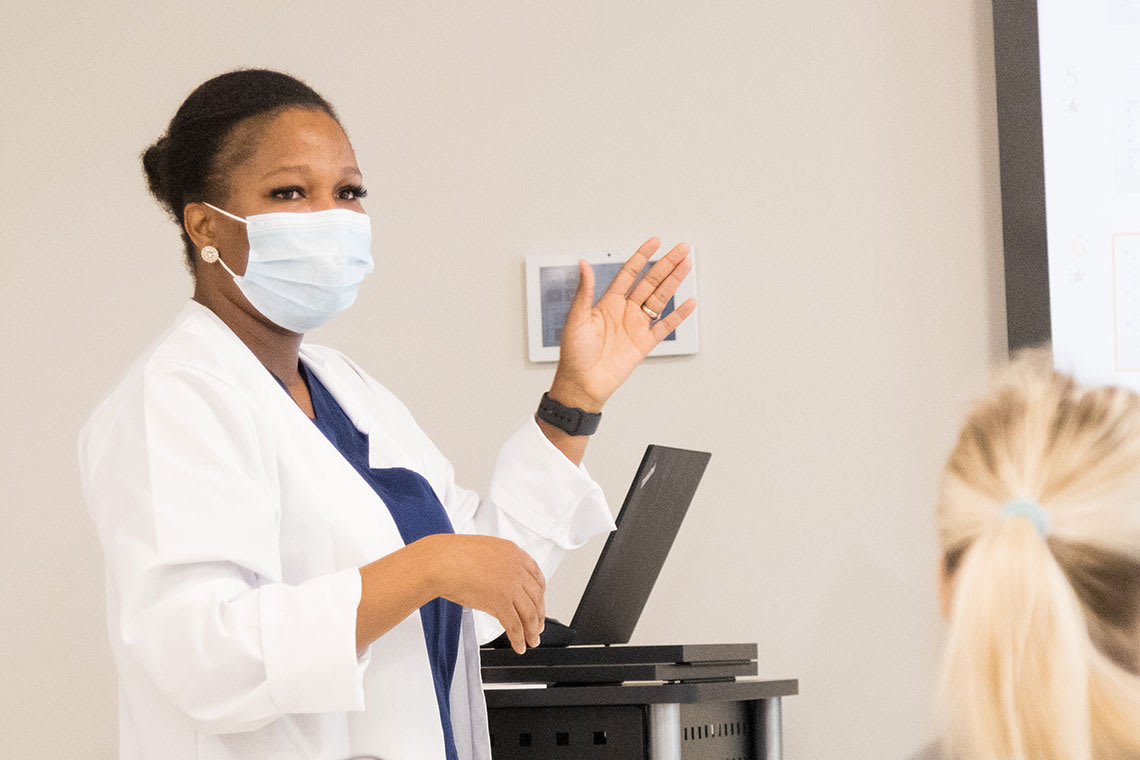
(200, 245), (219, 263)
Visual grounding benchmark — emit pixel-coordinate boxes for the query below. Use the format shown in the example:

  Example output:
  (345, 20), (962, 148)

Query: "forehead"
(233, 107), (357, 173)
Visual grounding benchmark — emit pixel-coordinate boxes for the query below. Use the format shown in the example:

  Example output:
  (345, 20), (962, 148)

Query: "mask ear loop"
(203, 202), (249, 225)
(200, 202), (248, 279)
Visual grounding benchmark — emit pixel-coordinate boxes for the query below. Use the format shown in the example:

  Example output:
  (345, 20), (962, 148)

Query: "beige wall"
(0, 1), (1005, 757)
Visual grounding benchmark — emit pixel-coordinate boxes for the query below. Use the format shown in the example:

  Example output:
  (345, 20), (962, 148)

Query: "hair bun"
(141, 135), (175, 216)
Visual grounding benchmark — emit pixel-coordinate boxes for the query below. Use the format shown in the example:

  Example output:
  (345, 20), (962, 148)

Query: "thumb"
(565, 260), (595, 327)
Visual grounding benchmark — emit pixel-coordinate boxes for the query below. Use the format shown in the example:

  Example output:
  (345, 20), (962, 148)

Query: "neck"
(192, 287), (304, 383)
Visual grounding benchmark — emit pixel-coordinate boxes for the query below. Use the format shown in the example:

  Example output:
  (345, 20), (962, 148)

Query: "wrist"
(547, 377), (604, 414)
(537, 391), (602, 437)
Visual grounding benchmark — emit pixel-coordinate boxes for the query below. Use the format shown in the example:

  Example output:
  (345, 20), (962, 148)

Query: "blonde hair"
(937, 349), (1140, 760)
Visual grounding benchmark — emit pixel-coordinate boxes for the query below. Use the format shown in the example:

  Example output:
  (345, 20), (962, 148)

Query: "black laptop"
(486, 444), (711, 649)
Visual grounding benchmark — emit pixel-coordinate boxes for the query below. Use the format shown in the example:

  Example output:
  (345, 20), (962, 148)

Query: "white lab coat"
(78, 301), (616, 760)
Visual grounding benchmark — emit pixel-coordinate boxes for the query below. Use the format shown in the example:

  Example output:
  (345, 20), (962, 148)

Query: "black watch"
(536, 392), (602, 436)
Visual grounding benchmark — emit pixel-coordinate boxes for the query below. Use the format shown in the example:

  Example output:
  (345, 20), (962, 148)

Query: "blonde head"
(937, 349), (1140, 760)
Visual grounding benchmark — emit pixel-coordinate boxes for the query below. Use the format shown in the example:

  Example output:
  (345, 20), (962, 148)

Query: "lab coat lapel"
(267, 351), (411, 568)
(297, 346), (376, 437)
(299, 346), (422, 474)
(186, 310), (405, 568)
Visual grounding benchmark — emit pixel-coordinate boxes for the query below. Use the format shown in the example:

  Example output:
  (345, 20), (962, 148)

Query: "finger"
(627, 242), (691, 307)
(605, 237), (661, 300)
(500, 605), (527, 654)
(651, 298), (697, 343)
(514, 594), (543, 649)
(640, 256), (693, 316)
(563, 260), (595, 328)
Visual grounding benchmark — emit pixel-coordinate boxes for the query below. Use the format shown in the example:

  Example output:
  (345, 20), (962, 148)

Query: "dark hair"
(141, 68), (339, 266)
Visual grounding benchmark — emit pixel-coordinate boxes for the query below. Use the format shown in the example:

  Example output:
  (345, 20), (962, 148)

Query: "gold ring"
(640, 303), (660, 320)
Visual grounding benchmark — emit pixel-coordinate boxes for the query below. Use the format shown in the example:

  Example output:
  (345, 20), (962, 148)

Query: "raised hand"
(550, 237), (697, 413)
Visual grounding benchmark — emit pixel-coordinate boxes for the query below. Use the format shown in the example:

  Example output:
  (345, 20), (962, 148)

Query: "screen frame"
(524, 249), (699, 363)
(992, 0), (1052, 353)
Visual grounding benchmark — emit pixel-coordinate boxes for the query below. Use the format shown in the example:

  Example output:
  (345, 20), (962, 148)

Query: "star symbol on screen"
(1073, 270), (1085, 283)
(1067, 100), (1080, 113)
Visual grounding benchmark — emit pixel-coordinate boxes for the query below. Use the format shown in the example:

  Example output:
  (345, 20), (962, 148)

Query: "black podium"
(481, 644), (797, 760)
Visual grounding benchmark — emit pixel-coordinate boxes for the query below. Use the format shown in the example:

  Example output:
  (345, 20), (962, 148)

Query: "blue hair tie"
(1001, 498), (1051, 538)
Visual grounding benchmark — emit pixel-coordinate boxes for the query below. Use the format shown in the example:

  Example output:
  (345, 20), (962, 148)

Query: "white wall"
(0, 1), (1005, 757)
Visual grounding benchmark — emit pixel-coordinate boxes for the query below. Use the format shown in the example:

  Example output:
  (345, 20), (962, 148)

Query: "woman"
(930, 351), (1140, 760)
(79, 69), (695, 760)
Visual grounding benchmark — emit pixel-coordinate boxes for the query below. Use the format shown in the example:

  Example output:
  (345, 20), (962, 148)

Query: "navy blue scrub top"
(294, 364), (462, 760)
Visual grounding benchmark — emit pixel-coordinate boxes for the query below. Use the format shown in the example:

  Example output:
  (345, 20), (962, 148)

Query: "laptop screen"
(569, 444), (711, 645)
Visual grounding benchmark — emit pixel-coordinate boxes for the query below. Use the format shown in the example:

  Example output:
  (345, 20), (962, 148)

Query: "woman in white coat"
(79, 69), (696, 760)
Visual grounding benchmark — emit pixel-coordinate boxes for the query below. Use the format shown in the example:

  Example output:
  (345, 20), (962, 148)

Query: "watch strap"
(536, 392), (601, 436)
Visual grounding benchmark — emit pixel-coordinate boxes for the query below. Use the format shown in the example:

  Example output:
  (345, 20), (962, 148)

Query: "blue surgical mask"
(203, 203), (374, 333)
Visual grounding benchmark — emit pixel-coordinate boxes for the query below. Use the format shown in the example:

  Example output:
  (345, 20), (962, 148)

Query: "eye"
(271, 186), (305, 201)
(338, 184), (368, 201)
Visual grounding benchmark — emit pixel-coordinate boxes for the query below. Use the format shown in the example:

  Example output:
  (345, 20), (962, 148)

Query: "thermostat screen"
(538, 262), (676, 347)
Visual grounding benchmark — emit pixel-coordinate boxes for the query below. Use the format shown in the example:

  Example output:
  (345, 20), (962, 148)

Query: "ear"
(183, 202), (216, 252)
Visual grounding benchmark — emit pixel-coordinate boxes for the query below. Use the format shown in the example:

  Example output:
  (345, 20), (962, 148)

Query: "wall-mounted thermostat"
(525, 250), (698, 363)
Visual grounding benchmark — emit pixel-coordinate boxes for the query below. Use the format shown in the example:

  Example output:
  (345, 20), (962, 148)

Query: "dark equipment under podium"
(482, 643), (796, 759)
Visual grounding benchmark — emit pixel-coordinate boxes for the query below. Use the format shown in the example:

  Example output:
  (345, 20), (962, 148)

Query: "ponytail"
(939, 518), (1091, 760)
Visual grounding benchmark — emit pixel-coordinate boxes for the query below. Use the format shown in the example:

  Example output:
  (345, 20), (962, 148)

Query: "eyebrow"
(260, 165), (363, 180)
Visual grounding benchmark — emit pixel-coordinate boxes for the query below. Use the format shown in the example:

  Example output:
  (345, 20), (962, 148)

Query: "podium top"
(479, 643), (757, 668)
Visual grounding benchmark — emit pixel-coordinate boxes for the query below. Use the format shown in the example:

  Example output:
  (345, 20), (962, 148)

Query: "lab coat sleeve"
(469, 416), (616, 549)
(80, 362), (368, 734)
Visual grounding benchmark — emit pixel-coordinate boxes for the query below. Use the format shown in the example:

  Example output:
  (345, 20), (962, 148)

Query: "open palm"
(551, 237), (697, 412)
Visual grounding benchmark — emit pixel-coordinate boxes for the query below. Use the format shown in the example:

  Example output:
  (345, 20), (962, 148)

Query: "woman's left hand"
(549, 237), (697, 412)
